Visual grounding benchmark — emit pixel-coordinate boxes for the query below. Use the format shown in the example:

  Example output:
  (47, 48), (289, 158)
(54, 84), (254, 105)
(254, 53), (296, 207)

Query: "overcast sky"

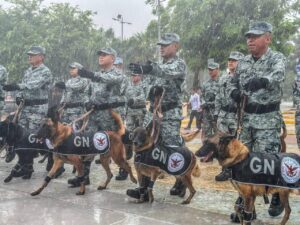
(1, 0), (155, 38)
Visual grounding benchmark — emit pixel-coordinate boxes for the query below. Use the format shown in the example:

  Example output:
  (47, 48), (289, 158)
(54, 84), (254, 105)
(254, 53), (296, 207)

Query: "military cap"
(228, 51), (244, 61)
(114, 57), (123, 65)
(27, 46), (46, 55)
(97, 47), (117, 57)
(157, 33), (180, 45)
(245, 21), (272, 37)
(208, 62), (219, 70)
(69, 62), (83, 69)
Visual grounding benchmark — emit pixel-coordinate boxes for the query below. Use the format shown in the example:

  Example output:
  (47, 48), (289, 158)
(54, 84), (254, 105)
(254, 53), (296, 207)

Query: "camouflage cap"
(27, 46), (46, 55)
(208, 62), (219, 70)
(228, 51), (244, 61)
(157, 33), (180, 45)
(69, 62), (83, 69)
(97, 47), (117, 57)
(114, 57), (123, 65)
(245, 21), (272, 37)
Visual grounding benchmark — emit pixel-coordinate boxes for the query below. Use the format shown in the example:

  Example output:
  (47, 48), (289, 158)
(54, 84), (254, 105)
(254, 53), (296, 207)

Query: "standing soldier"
(128, 33), (187, 200)
(3, 46), (53, 178)
(201, 62), (220, 139)
(214, 51), (244, 182)
(0, 64), (8, 113)
(293, 59), (300, 149)
(228, 21), (286, 223)
(115, 72), (147, 180)
(68, 47), (126, 187)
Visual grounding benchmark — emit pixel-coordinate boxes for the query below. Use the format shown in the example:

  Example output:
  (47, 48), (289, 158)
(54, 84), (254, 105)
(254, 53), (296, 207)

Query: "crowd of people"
(0, 20), (298, 224)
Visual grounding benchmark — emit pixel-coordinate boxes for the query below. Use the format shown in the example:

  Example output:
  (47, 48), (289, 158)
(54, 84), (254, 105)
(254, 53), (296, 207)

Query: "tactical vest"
(230, 152), (300, 189)
(134, 145), (193, 176)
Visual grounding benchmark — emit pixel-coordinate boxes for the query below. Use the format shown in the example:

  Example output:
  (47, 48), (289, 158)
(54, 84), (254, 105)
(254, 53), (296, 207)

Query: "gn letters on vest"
(231, 152), (300, 189)
(134, 145), (193, 176)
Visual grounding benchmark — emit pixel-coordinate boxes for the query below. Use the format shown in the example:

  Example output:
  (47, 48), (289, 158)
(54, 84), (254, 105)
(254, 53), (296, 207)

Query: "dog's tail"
(182, 129), (200, 142)
(192, 162), (201, 177)
(110, 110), (125, 136)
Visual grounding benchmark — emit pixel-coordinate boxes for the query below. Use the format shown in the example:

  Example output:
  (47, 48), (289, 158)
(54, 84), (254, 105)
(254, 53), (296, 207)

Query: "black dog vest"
(230, 152), (300, 189)
(134, 145), (193, 176)
(14, 133), (50, 152)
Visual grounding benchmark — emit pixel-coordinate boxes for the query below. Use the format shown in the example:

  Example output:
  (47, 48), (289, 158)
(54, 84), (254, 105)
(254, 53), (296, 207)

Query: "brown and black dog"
(198, 134), (299, 225)
(31, 106), (137, 196)
(131, 126), (201, 204)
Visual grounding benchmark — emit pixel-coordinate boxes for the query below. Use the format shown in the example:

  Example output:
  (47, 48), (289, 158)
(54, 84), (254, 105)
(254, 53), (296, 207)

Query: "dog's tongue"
(200, 151), (213, 163)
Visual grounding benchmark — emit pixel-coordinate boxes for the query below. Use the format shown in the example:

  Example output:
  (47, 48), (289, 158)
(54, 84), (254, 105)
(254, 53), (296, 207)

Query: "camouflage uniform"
(0, 65), (8, 112)
(60, 76), (90, 124)
(293, 61), (300, 149)
(202, 63), (220, 137)
(229, 48), (286, 154)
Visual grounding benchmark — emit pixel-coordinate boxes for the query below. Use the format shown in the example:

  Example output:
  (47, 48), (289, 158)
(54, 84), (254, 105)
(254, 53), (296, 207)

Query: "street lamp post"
(112, 14), (132, 42)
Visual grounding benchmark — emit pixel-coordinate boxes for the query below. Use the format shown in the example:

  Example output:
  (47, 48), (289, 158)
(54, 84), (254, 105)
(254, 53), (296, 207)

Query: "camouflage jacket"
(125, 79), (147, 116)
(61, 76), (90, 104)
(0, 65), (8, 100)
(148, 55), (187, 120)
(202, 78), (219, 110)
(214, 73), (237, 118)
(17, 64), (53, 101)
(228, 48), (286, 129)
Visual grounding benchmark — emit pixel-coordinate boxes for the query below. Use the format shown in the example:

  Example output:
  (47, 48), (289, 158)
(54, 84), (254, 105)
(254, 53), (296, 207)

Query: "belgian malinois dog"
(198, 134), (299, 225)
(31, 106), (137, 196)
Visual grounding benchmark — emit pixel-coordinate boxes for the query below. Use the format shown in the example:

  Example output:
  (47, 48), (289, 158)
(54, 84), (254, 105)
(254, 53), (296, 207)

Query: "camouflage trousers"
(217, 116), (237, 135)
(126, 113), (145, 132)
(0, 101), (4, 114)
(19, 105), (47, 132)
(202, 110), (217, 138)
(295, 109), (300, 149)
(239, 126), (281, 154)
(61, 107), (84, 124)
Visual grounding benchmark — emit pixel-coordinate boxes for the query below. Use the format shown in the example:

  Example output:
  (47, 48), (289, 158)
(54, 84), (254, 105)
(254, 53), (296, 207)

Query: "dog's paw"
(181, 200), (190, 205)
(97, 185), (106, 190)
(30, 190), (41, 196)
(76, 191), (85, 195)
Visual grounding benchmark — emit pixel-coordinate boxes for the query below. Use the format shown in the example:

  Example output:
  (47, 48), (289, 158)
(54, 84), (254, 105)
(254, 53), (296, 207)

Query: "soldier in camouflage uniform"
(68, 47), (126, 187)
(293, 59), (300, 149)
(128, 33), (187, 200)
(0, 64), (8, 113)
(201, 62), (220, 139)
(228, 22), (286, 222)
(3, 46), (53, 178)
(214, 51), (244, 182)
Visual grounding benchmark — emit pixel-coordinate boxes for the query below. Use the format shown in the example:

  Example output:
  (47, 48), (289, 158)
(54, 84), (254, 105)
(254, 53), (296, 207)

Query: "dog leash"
(69, 107), (95, 133)
(151, 88), (165, 144)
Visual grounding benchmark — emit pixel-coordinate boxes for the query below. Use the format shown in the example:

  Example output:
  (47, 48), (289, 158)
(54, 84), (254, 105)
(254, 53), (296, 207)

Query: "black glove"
(245, 77), (269, 92)
(54, 81), (66, 90)
(3, 83), (20, 91)
(78, 68), (95, 79)
(127, 98), (135, 107)
(230, 89), (241, 103)
(128, 63), (152, 74)
(85, 102), (95, 111)
(15, 97), (24, 106)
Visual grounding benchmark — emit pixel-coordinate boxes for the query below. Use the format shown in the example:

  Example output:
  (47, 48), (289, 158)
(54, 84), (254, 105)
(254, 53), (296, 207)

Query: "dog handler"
(229, 21), (286, 222)
(128, 33), (187, 199)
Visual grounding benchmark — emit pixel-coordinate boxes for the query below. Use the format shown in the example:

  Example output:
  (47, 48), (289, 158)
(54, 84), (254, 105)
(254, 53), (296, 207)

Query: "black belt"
(221, 105), (237, 113)
(94, 102), (125, 111)
(64, 102), (84, 108)
(24, 99), (48, 106)
(149, 102), (179, 113)
(128, 105), (146, 110)
(244, 103), (280, 114)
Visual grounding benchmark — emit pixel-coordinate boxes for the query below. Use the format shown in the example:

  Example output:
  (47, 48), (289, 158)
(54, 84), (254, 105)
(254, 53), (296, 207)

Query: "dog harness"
(134, 144), (193, 176)
(230, 152), (300, 189)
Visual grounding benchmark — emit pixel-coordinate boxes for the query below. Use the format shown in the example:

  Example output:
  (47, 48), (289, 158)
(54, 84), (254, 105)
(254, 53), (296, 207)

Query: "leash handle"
(69, 107), (94, 133)
(12, 100), (24, 124)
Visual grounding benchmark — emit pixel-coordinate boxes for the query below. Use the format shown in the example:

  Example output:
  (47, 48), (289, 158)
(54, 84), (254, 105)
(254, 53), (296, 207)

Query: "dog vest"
(134, 145), (193, 176)
(14, 133), (50, 152)
(230, 152), (300, 189)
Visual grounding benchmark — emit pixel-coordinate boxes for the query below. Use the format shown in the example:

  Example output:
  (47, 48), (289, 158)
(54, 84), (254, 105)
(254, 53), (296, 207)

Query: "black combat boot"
(230, 196), (257, 223)
(125, 144), (133, 160)
(268, 193), (284, 217)
(22, 164), (34, 179)
(46, 154), (54, 172)
(126, 176), (149, 201)
(170, 179), (186, 196)
(115, 168), (128, 181)
(4, 163), (22, 183)
(68, 161), (91, 187)
(5, 147), (16, 163)
(215, 168), (231, 182)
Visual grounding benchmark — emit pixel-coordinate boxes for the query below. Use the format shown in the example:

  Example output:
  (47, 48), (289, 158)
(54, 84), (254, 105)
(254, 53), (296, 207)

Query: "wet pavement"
(0, 155), (299, 225)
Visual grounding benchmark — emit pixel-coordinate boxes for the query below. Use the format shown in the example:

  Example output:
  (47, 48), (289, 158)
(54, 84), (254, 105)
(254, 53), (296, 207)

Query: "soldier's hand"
(15, 97), (24, 106)
(84, 102), (95, 111)
(78, 68), (95, 79)
(3, 83), (20, 91)
(129, 63), (152, 74)
(245, 77), (269, 92)
(127, 98), (135, 107)
(54, 81), (66, 90)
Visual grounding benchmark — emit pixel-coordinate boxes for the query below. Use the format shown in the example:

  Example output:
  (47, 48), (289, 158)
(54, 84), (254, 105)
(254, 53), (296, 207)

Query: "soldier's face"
(28, 54), (43, 66)
(132, 75), (141, 84)
(160, 43), (178, 58)
(208, 68), (219, 79)
(246, 33), (271, 57)
(69, 68), (78, 77)
(227, 59), (238, 72)
(98, 53), (114, 68)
